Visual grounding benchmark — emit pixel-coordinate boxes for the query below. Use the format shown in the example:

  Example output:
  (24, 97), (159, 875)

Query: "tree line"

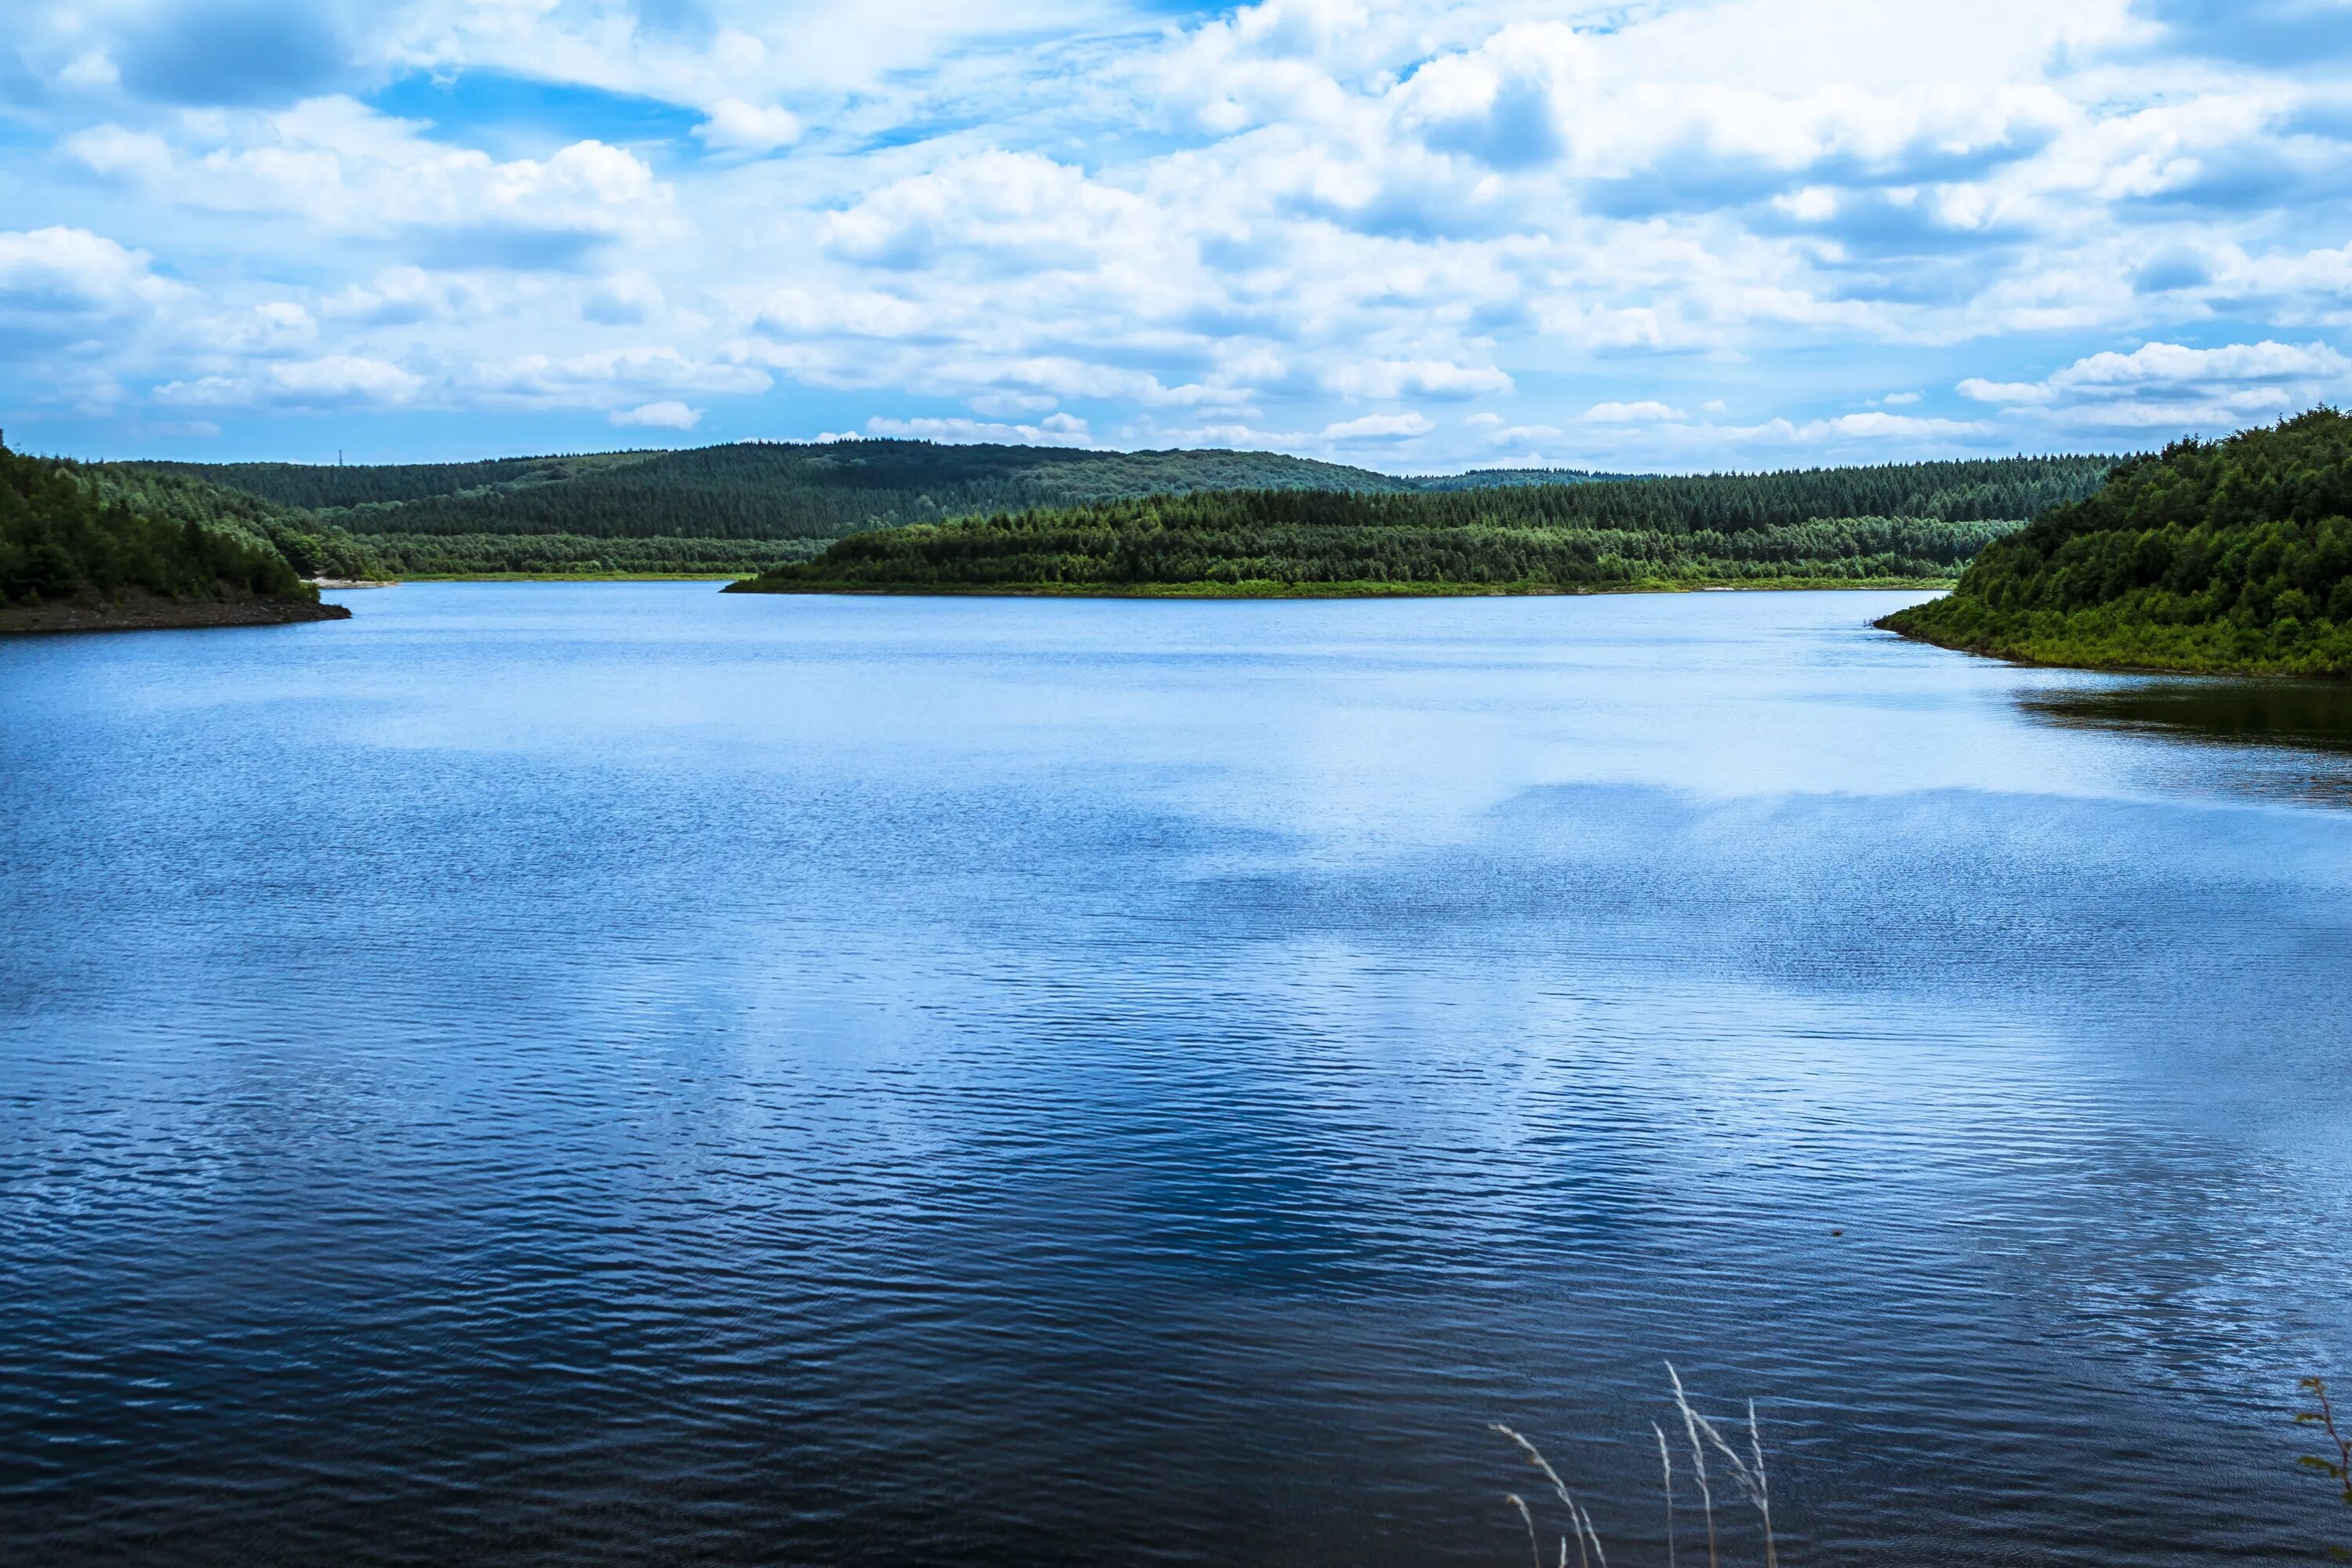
(132, 442), (2116, 574)
(733, 487), (2047, 594)
(1, 438), (324, 608)
(1883, 408), (2352, 677)
(132, 441), (1427, 544)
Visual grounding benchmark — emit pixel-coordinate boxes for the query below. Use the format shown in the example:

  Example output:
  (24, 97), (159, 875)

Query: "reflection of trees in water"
(2019, 678), (2352, 810)
(2020, 680), (2352, 758)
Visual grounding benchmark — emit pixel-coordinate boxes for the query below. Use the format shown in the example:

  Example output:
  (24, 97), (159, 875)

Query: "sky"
(3, 0), (2351, 473)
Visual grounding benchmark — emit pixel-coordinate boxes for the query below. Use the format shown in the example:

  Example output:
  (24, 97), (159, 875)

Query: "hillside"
(1881, 409), (2352, 677)
(1, 440), (348, 633)
(726, 456), (2117, 596)
(134, 441), (1427, 575)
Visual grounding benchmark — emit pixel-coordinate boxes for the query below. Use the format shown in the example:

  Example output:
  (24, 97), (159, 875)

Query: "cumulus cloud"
(1324, 412), (1432, 439)
(64, 100), (673, 256)
(611, 400), (702, 429)
(864, 412), (1095, 446)
(0, 227), (185, 321)
(1581, 401), (1686, 423)
(1959, 340), (2352, 429)
(6, 0), (2352, 463)
(156, 354), (426, 409)
(694, 100), (803, 153)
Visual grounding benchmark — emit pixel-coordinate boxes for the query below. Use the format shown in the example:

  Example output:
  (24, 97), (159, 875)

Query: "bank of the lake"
(726, 572), (1958, 598)
(0, 586), (350, 635)
(1881, 411), (2352, 679)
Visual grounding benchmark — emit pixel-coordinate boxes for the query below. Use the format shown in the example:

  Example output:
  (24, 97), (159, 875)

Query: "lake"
(3, 583), (2348, 1566)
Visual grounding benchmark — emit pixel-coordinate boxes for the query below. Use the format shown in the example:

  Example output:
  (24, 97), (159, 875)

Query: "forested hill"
(0, 440), (347, 633)
(131, 441), (2117, 579)
(136, 441), (1422, 543)
(728, 454), (2122, 597)
(1882, 409), (2352, 677)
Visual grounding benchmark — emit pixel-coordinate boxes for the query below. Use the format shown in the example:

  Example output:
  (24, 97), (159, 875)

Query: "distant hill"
(1, 439), (347, 633)
(135, 440), (2118, 581)
(1882, 409), (2352, 677)
(140, 441), (1417, 539)
(727, 456), (2121, 597)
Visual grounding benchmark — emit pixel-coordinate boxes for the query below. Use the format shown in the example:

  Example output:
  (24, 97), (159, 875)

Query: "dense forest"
(1882, 409), (2352, 677)
(0, 437), (345, 632)
(140, 441), (1423, 546)
(727, 456), (2118, 595)
(135, 441), (2112, 580)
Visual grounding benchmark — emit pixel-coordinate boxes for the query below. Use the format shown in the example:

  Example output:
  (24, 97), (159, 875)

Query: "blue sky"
(4, 0), (2350, 472)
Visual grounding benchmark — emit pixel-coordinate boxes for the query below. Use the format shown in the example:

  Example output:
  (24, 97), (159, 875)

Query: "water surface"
(3, 585), (2348, 1566)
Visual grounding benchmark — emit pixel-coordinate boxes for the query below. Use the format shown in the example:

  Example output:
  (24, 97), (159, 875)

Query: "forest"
(139, 442), (1426, 550)
(136, 441), (2112, 581)
(726, 456), (2118, 595)
(1882, 409), (2352, 677)
(0, 438), (343, 631)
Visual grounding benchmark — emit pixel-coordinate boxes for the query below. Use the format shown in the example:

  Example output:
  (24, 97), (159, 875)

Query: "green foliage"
(362, 532), (830, 577)
(726, 457), (2117, 593)
(1885, 409), (2352, 677)
(0, 437), (321, 608)
(133, 441), (1428, 546)
(132, 442), (2112, 586)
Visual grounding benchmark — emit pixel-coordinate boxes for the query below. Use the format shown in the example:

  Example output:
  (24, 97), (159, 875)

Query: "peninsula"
(1880, 409), (2352, 678)
(1, 438), (348, 634)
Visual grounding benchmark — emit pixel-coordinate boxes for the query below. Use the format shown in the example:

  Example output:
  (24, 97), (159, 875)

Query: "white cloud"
(1325, 359), (1513, 399)
(1581, 401), (1686, 423)
(695, 100), (803, 153)
(64, 100), (673, 247)
(1958, 340), (2352, 430)
(155, 354), (426, 409)
(864, 412), (1095, 446)
(1323, 412), (1432, 439)
(8, 0), (2352, 463)
(611, 400), (702, 430)
(1805, 412), (1991, 439)
(0, 227), (187, 320)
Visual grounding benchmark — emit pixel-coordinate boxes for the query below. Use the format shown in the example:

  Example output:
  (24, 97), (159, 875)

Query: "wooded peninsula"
(1, 439), (346, 634)
(1881, 409), (2352, 677)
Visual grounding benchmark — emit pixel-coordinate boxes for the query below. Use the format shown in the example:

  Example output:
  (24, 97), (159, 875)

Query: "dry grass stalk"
(1497, 1370), (1773, 1567)
(1653, 1421), (1677, 1568)
(1667, 1363), (1719, 1568)
(2298, 1376), (2352, 1561)
(1509, 1493), (1543, 1568)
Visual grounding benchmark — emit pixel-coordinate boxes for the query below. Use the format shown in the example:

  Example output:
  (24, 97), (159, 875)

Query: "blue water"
(3, 584), (2348, 1566)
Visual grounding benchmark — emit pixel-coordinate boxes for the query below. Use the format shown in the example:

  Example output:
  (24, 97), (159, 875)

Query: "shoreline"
(392, 572), (753, 583)
(0, 592), (352, 636)
(723, 575), (1958, 600)
(1875, 610), (2352, 681)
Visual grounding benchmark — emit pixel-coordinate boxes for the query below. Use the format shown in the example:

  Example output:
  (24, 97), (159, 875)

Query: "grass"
(1494, 1366), (1776, 1568)
(2300, 1377), (2352, 1561)
(1879, 597), (2352, 680)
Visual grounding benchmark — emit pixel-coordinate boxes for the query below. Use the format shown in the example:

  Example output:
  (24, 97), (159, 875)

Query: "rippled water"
(3, 584), (2348, 1566)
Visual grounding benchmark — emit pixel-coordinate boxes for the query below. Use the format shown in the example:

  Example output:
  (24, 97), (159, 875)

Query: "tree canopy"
(1, 437), (329, 612)
(728, 456), (2118, 595)
(1882, 408), (2352, 677)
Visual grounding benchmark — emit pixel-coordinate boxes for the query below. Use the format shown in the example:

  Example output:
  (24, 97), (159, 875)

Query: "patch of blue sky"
(365, 71), (708, 158)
